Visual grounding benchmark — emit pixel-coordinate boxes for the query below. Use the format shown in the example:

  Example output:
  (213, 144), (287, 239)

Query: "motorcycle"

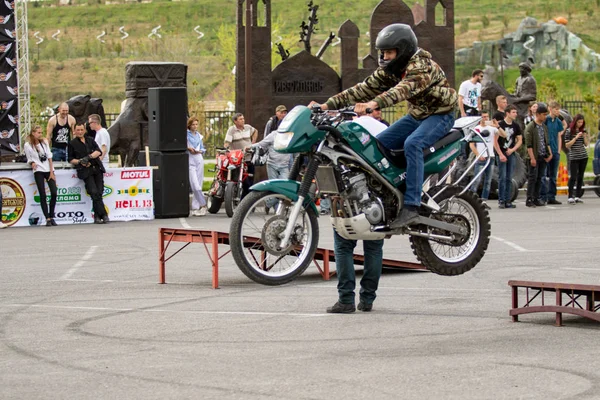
(206, 147), (253, 217)
(229, 106), (491, 285)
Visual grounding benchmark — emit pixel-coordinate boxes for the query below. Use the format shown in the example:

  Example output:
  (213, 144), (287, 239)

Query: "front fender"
(250, 179), (319, 215)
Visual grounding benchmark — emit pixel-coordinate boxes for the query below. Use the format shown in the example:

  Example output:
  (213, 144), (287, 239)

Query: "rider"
(313, 23), (458, 229)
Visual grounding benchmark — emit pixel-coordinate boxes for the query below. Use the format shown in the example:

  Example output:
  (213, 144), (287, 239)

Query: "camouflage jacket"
(325, 49), (458, 120)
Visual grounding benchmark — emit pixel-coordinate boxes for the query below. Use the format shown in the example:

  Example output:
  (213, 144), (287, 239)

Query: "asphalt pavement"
(1, 192), (599, 400)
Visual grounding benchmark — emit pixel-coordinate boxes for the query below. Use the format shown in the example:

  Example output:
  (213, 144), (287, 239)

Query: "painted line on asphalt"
(60, 246), (98, 280)
(179, 217), (192, 229)
(4, 304), (328, 318)
(490, 236), (527, 252)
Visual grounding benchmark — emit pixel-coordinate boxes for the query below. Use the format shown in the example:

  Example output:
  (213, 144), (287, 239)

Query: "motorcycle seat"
(375, 129), (463, 169)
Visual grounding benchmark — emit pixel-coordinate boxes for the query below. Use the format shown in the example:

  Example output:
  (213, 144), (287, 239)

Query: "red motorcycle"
(206, 148), (253, 217)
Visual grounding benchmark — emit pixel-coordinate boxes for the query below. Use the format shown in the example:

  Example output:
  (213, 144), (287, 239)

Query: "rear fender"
(250, 179), (319, 215)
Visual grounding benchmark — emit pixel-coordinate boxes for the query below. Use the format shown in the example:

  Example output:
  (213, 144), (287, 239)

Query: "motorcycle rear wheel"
(230, 191), (319, 285)
(410, 186), (490, 276)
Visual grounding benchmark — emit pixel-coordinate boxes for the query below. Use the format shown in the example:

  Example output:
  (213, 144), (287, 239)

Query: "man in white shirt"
(469, 112), (502, 209)
(88, 114), (111, 167)
(458, 69), (483, 117)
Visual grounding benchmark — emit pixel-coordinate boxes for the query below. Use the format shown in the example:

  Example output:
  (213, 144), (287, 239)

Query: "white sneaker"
(575, 197), (584, 203)
(568, 198), (576, 205)
(198, 207), (207, 216)
(0, 221), (7, 229)
(190, 209), (200, 217)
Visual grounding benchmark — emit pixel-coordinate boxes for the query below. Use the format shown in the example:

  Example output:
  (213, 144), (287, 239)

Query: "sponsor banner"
(0, 167), (154, 226)
(0, 0), (18, 156)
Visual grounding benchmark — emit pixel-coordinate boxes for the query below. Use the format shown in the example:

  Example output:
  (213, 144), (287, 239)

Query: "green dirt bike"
(229, 106), (491, 285)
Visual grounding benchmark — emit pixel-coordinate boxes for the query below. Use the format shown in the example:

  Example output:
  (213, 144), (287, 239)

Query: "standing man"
(254, 105), (293, 213)
(88, 114), (111, 169)
(224, 113), (258, 197)
(458, 69), (483, 117)
(540, 101), (565, 205)
(493, 95), (508, 122)
(264, 105), (288, 136)
(68, 123), (109, 224)
(497, 105), (522, 209)
(313, 23), (457, 228)
(469, 112), (500, 209)
(524, 103), (552, 208)
(47, 102), (76, 162)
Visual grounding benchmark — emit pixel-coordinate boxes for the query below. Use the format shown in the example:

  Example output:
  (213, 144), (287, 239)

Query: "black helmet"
(375, 23), (418, 77)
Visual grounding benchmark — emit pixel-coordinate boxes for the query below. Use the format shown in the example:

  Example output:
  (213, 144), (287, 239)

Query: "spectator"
(493, 95), (508, 122)
(497, 104), (522, 209)
(564, 114), (590, 204)
(88, 114), (111, 168)
(370, 107), (390, 126)
(187, 117), (207, 216)
(253, 106), (293, 214)
(458, 69), (483, 117)
(523, 102), (537, 126)
(24, 126), (58, 226)
(46, 102), (76, 162)
(68, 123), (109, 224)
(540, 101), (565, 205)
(524, 103), (553, 208)
(264, 105), (288, 135)
(224, 113), (258, 197)
(469, 112), (499, 209)
(327, 230), (384, 313)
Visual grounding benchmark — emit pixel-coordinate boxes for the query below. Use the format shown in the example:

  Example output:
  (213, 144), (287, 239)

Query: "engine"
(343, 171), (385, 225)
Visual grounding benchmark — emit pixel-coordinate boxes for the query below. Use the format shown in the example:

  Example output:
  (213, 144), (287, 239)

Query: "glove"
(79, 156), (90, 166)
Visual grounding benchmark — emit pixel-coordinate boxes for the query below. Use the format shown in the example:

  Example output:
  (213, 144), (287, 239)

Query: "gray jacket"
(253, 131), (293, 167)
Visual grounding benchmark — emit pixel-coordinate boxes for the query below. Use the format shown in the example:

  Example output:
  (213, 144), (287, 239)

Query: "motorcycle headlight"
(274, 132), (293, 151)
(230, 156), (238, 163)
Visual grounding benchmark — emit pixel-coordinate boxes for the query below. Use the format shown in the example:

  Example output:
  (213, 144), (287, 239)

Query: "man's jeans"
(540, 155), (559, 201)
(527, 157), (547, 201)
(470, 159), (494, 200)
(51, 147), (67, 162)
(333, 230), (384, 305)
(376, 113), (455, 207)
(265, 163), (290, 208)
(496, 153), (516, 203)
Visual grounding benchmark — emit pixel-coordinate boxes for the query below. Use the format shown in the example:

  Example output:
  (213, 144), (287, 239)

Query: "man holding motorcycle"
(314, 23), (458, 229)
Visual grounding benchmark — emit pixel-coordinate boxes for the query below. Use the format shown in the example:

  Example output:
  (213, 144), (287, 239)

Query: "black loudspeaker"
(148, 87), (188, 152)
(150, 151), (190, 218)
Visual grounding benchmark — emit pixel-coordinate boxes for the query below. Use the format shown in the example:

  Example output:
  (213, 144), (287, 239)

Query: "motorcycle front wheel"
(224, 181), (241, 218)
(206, 181), (223, 214)
(410, 186), (491, 276)
(230, 191), (319, 285)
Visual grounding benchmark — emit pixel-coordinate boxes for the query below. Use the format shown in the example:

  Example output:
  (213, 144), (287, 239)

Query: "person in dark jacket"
(524, 103), (553, 208)
(68, 123), (109, 224)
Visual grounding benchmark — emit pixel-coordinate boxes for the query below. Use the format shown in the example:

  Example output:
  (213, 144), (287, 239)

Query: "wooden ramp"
(159, 228), (427, 289)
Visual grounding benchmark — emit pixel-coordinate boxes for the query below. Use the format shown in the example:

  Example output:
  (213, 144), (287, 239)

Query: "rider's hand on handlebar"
(354, 101), (379, 116)
(308, 101), (328, 111)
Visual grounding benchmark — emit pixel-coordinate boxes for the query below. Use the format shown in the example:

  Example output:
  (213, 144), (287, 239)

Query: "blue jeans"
(51, 147), (67, 162)
(266, 163), (290, 208)
(320, 197), (330, 212)
(496, 153), (516, 203)
(376, 113), (456, 207)
(333, 230), (384, 305)
(470, 159), (494, 200)
(540, 155), (559, 201)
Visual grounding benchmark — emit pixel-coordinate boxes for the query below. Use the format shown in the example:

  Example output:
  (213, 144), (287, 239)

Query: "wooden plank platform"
(159, 228), (426, 288)
(509, 280), (600, 326)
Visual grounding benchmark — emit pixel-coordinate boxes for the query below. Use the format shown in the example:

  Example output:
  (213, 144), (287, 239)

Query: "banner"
(0, 0), (18, 155)
(0, 167), (154, 227)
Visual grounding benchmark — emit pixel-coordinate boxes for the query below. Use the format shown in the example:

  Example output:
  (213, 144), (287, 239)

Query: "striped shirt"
(564, 129), (588, 160)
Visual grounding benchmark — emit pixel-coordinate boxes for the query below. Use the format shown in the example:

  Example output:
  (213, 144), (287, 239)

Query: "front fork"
(279, 154), (319, 249)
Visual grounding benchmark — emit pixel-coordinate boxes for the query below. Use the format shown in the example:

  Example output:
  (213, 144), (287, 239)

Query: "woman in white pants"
(187, 117), (207, 216)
